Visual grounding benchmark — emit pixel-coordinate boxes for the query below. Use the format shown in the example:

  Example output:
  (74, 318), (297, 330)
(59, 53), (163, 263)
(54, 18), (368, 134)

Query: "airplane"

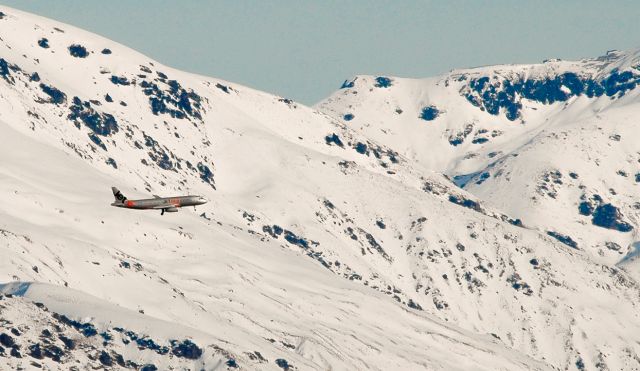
(111, 187), (207, 215)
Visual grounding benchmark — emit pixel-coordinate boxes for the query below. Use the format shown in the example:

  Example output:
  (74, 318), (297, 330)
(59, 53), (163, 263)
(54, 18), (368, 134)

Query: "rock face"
(0, 293), (216, 370)
(1, 5), (640, 371)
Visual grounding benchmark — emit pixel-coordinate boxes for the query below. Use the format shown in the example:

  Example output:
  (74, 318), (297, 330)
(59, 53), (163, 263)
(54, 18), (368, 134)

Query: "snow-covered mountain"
(317, 51), (640, 265)
(1, 5), (640, 370)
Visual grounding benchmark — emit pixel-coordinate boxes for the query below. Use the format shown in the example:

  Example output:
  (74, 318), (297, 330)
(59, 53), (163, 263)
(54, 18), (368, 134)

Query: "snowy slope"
(0, 91), (547, 370)
(1, 5), (640, 371)
(318, 51), (640, 265)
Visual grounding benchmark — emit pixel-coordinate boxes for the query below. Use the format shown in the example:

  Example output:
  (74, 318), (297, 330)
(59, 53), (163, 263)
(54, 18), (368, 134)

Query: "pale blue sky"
(3, 1), (640, 104)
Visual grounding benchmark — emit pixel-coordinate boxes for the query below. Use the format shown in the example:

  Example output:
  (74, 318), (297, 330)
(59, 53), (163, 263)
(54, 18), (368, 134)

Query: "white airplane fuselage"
(111, 187), (207, 215)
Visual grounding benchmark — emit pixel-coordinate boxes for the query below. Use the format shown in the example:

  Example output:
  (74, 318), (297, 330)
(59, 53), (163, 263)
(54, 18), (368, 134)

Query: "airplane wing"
(150, 203), (175, 209)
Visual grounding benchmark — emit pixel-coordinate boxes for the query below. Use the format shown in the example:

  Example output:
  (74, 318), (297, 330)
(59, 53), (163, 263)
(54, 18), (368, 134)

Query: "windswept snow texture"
(1, 5), (640, 371)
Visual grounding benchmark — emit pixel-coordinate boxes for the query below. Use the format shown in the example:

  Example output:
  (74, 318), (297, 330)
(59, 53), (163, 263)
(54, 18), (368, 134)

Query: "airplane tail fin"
(112, 187), (127, 203)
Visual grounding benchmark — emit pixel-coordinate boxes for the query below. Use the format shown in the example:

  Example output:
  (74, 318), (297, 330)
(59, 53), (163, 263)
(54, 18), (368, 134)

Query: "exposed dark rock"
(407, 299), (423, 310)
(325, 133), (344, 147)
(88, 133), (107, 150)
(0, 333), (15, 347)
(448, 195), (482, 212)
(605, 242), (622, 252)
(419, 105), (440, 121)
(68, 44), (88, 58)
(110, 75), (131, 86)
(99, 350), (112, 366)
(547, 231), (578, 249)
(119, 330), (169, 355)
(278, 98), (296, 107)
(170, 339), (202, 359)
(463, 69), (640, 120)
(472, 137), (489, 144)
(579, 201), (594, 216)
(142, 133), (174, 170)
(475, 172), (490, 185)
(340, 79), (355, 89)
(0, 58), (12, 83)
(140, 77), (203, 121)
(113, 352), (126, 367)
(263, 225), (283, 238)
(508, 218), (523, 227)
(507, 273), (533, 296)
(448, 124), (474, 146)
(58, 335), (74, 349)
(374, 76), (392, 88)
(99, 331), (113, 344)
(197, 162), (215, 187)
(275, 358), (292, 370)
(106, 157), (118, 169)
(226, 358), (239, 368)
(284, 230), (310, 249)
(38, 38), (49, 48)
(29, 343), (43, 359)
(215, 83), (230, 93)
(592, 204), (633, 232)
(39, 83), (66, 104)
(68, 96), (118, 136)
(43, 344), (64, 362)
(53, 313), (97, 337)
(364, 232), (391, 261)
